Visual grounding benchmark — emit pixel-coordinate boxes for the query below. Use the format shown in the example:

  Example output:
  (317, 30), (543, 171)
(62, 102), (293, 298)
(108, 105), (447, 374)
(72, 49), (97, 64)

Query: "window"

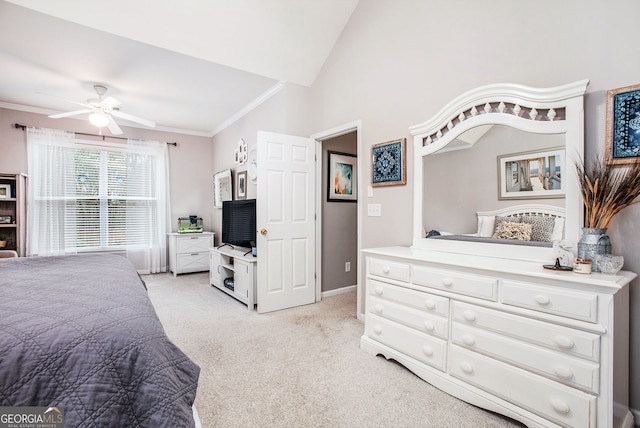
(27, 127), (169, 272)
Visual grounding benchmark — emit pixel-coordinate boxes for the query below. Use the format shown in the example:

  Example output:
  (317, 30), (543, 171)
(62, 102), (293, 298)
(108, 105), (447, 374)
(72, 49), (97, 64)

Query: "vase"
(577, 228), (612, 272)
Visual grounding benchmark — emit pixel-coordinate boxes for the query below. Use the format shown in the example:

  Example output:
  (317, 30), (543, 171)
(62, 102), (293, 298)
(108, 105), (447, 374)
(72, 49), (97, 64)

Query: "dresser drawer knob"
(552, 365), (574, 380)
(373, 325), (382, 335)
(423, 321), (435, 331)
(374, 287), (383, 296)
(373, 304), (383, 314)
(460, 361), (474, 375)
(534, 295), (551, 305)
(442, 278), (453, 286)
(550, 398), (571, 414)
(424, 300), (436, 310)
(422, 345), (434, 357)
(462, 311), (476, 322)
(382, 267), (391, 275)
(554, 335), (575, 350)
(461, 334), (476, 346)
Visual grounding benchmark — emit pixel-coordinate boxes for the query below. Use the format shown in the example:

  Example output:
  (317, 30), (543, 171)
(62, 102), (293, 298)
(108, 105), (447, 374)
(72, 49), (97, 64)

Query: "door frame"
(311, 120), (363, 319)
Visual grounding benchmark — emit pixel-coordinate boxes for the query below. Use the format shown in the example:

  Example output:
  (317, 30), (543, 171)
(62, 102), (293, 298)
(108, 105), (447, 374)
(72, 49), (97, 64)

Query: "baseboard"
(630, 406), (639, 427)
(321, 284), (356, 298)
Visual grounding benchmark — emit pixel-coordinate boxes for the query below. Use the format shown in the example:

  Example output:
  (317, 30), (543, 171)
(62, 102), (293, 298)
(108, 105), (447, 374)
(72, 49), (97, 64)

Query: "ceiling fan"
(48, 84), (155, 135)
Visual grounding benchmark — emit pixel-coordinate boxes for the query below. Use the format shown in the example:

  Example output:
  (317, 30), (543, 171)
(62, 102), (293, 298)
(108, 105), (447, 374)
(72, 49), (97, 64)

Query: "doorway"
(312, 121), (362, 318)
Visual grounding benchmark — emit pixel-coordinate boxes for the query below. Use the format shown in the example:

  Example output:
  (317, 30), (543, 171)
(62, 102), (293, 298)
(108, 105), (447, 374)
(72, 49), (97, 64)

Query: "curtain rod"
(13, 123), (178, 146)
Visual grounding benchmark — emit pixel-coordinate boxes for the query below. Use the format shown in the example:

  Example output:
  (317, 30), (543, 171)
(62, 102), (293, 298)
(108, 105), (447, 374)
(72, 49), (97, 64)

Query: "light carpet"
(143, 272), (524, 428)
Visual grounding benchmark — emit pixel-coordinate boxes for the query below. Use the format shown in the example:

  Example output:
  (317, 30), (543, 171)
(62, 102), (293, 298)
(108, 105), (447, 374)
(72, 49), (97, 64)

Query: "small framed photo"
(236, 171), (247, 200)
(606, 83), (640, 165)
(328, 151), (357, 202)
(0, 184), (10, 199)
(0, 215), (11, 224)
(498, 147), (565, 200)
(371, 138), (407, 187)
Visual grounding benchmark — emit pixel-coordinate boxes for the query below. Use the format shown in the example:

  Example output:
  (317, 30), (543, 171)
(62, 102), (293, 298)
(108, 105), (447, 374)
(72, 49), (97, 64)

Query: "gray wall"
(322, 132), (358, 292)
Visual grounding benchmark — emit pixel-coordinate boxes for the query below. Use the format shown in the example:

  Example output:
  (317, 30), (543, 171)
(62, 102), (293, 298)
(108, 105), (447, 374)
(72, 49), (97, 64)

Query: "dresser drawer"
(452, 323), (600, 393)
(366, 314), (447, 371)
(501, 280), (598, 323)
(451, 302), (601, 361)
(370, 296), (448, 339)
(369, 279), (449, 317)
(368, 257), (411, 283)
(449, 346), (596, 428)
(176, 235), (212, 253)
(413, 265), (497, 301)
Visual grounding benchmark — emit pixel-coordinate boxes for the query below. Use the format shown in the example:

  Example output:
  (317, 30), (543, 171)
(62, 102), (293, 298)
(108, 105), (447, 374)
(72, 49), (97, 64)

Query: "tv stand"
(209, 246), (257, 310)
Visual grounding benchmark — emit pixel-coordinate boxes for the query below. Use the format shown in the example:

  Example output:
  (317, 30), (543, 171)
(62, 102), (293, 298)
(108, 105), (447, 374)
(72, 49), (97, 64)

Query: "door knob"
(260, 228), (268, 235)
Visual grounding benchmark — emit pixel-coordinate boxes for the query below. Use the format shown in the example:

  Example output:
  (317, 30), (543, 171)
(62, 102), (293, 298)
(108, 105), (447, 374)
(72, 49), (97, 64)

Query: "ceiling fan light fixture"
(89, 112), (109, 128)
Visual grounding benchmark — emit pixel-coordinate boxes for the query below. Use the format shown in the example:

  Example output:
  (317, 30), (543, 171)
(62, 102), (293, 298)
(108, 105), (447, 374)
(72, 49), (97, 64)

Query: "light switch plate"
(367, 203), (381, 217)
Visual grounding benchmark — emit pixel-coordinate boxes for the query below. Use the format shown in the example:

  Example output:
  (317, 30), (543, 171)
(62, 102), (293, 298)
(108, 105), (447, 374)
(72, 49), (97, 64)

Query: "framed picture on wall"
(371, 138), (406, 187)
(606, 83), (640, 165)
(236, 171), (247, 200)
(327, 151), (357, 202)
(213, 169), (233, 208)
(497, 147), (565, 200)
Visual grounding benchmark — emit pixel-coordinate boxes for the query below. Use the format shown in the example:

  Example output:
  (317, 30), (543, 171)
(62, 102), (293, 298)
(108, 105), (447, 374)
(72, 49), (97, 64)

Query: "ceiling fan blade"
(110, 110), (155, 128)
(49, 109), (92, 119)
(106, 115), (123, 135)
(100, 96), (121, 109)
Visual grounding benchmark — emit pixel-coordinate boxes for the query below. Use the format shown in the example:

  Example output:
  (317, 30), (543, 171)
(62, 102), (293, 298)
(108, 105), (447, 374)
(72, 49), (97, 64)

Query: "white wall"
(304, 0), (640, 417)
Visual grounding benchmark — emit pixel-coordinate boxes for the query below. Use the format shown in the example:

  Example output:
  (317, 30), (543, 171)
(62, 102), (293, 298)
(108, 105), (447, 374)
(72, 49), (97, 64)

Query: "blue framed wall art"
(371, 138), (406, 186)
(606, 83), (640, 165)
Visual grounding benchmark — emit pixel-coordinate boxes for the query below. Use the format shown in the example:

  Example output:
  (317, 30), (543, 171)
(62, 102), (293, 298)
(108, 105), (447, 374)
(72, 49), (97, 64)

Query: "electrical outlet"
(367, 203), (381, 216)
(345, 262), (351, 272)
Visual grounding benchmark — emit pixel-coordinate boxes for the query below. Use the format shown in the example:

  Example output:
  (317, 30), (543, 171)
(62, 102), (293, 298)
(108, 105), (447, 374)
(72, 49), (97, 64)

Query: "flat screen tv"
(221, 199), (256, 248)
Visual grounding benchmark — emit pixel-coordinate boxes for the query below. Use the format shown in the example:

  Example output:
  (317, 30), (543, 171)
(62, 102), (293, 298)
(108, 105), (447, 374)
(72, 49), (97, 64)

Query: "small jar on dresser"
(168, 231), (214, 276)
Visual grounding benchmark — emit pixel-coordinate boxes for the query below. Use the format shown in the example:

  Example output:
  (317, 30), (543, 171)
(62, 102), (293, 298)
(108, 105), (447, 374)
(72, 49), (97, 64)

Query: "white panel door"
(256, 131), (316, 313)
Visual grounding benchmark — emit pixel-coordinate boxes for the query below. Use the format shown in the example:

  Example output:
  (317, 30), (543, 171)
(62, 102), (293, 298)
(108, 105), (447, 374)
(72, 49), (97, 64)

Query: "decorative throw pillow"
(520, 215), (556, 242)
(492, 222), (533, 241)
(477, 215), (495, 237)
(493, 215), (520, 235)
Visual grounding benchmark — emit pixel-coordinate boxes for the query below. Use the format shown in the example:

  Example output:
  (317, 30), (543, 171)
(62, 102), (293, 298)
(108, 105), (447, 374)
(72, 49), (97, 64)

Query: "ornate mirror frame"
(409, 79), (589, 262)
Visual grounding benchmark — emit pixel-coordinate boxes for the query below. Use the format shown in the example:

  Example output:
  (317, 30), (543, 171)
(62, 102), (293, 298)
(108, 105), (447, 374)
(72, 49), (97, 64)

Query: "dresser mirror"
(410, 80), (589, 262)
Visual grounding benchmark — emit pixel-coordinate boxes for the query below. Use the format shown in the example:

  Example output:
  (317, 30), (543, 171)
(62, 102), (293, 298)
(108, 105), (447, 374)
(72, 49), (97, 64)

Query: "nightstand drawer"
(176, 253), (210, 272)
(413, 266), (497, 301)
(451, 302), (600, 361)
(450, 346), (596, 428)
(501, 280), (598, 323)
(368, 257), (410, 283)
(369, 279), (449, 317)
(176, 235), (212, 253)
(366, 314), (447, 371)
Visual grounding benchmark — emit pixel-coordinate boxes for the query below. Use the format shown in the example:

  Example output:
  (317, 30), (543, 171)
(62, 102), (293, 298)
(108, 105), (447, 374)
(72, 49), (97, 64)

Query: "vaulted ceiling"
(0, 0), (359, 136)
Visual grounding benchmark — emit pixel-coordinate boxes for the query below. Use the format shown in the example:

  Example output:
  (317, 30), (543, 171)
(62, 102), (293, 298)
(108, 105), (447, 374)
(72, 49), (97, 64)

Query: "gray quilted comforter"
(0, 254), (199, 427)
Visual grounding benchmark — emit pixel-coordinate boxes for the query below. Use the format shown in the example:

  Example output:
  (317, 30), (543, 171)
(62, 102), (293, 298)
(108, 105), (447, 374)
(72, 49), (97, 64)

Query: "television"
(221, 199), (256, 249)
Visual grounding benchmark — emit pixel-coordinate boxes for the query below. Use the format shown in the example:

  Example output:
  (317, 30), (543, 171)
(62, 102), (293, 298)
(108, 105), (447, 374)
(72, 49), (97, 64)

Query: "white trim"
(212, 81), (286, 136)
(321, 284), (356, 299)
(311, 120), (362, 319)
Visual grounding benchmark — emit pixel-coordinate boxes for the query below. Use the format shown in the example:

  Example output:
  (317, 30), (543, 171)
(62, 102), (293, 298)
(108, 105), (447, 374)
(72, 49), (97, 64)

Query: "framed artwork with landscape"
(497, 147), (565, 200)
(327, 151), (357, 202)
(606, 83), (640, 165)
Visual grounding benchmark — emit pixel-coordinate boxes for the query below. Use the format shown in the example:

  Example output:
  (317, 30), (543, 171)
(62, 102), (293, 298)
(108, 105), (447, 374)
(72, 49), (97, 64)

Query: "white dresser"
(168, 232), (214, 276)
(361, 246), (635, 428)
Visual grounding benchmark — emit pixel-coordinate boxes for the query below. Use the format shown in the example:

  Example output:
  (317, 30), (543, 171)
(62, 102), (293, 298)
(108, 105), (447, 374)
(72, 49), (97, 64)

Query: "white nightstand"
(168, 232), (214, 276)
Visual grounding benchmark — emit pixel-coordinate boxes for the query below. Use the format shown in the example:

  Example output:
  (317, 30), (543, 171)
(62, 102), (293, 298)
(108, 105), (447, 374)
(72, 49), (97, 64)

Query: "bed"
(427, 204), (566, 248)
(0, 253), (200, 427)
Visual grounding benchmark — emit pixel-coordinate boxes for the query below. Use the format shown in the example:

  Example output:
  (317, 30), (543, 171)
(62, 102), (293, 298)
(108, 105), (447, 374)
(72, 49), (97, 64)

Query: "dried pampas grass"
(576, 155), (640, 228)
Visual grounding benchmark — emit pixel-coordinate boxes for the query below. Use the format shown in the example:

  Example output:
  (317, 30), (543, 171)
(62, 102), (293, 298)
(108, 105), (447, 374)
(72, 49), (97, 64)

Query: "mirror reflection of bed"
(422, 125), (565, 247)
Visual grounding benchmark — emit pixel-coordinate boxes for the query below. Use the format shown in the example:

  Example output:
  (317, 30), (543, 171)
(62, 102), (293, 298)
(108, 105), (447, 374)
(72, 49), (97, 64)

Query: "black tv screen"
(221, 199), (256, 248)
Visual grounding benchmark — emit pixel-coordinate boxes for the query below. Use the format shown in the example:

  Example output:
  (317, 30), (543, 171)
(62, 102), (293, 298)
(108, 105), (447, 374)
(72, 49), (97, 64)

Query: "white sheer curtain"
(26, 127), (77, 256)
(125, 139), (171, 273)
(26, 128), (171, 273)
